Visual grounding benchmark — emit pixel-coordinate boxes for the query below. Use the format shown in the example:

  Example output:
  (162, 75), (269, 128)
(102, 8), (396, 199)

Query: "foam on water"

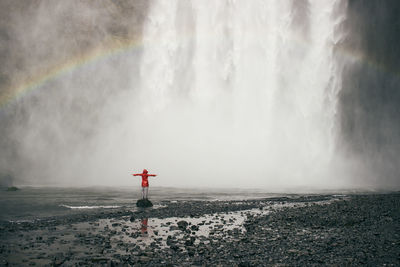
(59, 205), (121, 209)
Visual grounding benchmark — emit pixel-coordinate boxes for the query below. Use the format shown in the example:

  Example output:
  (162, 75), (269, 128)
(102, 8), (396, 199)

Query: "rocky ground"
(0, 193), (399, 266)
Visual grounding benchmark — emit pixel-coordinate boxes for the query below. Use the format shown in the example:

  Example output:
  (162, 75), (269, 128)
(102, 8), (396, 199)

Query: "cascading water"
(93, 0), (348, 188)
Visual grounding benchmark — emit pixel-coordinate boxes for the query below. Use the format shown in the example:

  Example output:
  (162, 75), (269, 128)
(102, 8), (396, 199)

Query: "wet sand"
(0, 193), (399, 266)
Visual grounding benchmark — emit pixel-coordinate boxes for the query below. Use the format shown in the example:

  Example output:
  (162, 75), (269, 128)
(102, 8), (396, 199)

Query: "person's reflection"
(141, 217), (148, 236)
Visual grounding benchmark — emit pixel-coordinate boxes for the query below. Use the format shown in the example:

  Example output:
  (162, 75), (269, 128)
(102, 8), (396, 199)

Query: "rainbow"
(0, 35), (143, 109)
(0, 31), (396, 110)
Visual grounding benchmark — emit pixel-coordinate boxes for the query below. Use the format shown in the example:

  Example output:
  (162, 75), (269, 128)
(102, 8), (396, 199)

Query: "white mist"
(95, 0), (349, 189)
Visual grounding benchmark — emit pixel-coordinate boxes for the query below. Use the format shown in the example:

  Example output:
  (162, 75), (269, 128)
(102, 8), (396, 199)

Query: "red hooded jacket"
(132, 169), (157, 187)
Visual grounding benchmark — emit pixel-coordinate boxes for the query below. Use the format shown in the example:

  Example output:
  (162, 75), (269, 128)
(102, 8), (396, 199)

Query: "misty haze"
(0, 1), (400, 265)
(0, 0), (399, 190)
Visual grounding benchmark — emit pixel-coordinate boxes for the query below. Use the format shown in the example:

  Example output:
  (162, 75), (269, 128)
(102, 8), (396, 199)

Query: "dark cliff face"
(339, 0), (400, 185)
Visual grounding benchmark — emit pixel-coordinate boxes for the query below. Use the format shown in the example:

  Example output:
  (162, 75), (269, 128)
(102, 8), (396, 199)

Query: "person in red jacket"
(132, 169), (157, 199)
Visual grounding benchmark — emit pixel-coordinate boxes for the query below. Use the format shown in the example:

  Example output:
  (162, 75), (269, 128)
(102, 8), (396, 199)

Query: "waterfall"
(129, 0), (347, 188)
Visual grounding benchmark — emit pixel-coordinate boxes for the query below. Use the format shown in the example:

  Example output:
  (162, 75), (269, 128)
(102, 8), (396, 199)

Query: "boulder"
(136, 199), (153, 208)
(177, 220), (188, 230)
(6, 186), (19, 191)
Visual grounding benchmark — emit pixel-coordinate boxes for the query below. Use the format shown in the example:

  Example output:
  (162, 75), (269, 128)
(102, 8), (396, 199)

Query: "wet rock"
(139, 256), (150, 262)
(177, 220), (188, 230)
(184, 236), (196, 246)
(136, 199), (153, 208)
(169, 244), (179, 251)
(186, 246), (195, 257)
(6, 186), (19, 191)
(91, 257), (109, 264)
(190, 225), (199, 231)
(53, 258), (65, 266)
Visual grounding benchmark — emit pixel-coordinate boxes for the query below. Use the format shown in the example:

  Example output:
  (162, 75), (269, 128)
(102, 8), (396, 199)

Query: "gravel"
(0, 193), (399, 266)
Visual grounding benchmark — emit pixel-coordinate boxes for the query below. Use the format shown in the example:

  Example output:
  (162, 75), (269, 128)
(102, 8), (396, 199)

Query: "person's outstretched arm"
(132, 174), (141, 176)
(149, 174), (157, 177)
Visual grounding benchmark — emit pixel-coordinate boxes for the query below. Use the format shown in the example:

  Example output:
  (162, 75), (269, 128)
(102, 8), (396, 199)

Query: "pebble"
(1, 194), (399, 266)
